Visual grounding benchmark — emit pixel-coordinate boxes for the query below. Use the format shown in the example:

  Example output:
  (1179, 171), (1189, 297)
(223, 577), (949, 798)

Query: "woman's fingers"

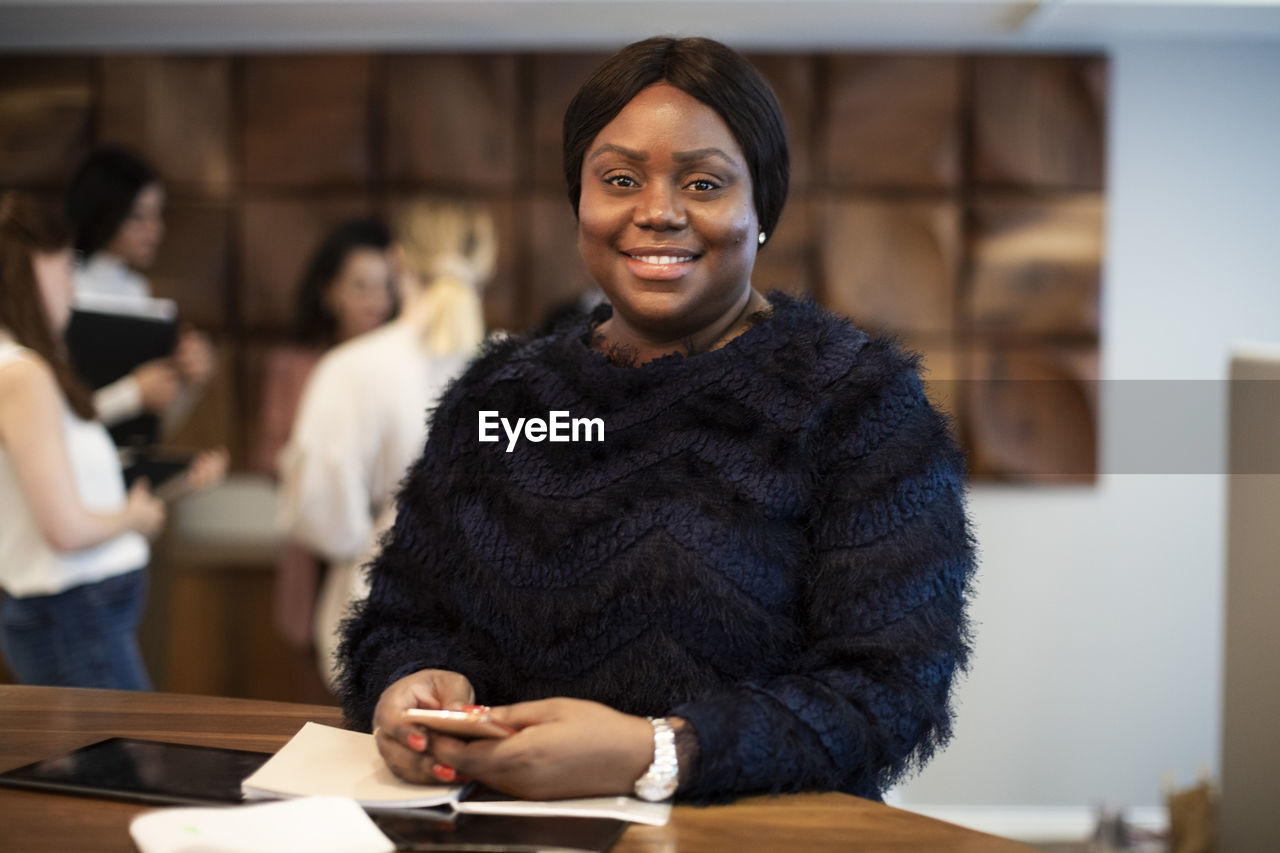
(487, 698), (563, 730)
(375, 730), (439, 784)
(371, 668), (479, 777)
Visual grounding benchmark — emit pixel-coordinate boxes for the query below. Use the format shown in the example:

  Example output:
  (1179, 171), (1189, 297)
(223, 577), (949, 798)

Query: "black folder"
(63, 294), (178, 449)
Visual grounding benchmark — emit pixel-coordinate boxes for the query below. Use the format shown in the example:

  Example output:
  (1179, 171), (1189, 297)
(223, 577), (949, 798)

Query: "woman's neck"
(596, 288), (770, 364)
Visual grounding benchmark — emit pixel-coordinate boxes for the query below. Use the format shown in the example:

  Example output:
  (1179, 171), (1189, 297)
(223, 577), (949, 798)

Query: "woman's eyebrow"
(588, 143), (647, 162)
(672, 147), (738, 166)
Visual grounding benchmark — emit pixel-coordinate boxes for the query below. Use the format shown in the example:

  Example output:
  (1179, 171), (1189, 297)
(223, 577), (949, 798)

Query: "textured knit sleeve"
(671, 339), (976, 802)
(335, 358), (498, 730)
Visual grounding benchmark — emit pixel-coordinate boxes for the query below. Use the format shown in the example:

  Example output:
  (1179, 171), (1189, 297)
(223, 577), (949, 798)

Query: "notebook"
(241, 722), (671, 825)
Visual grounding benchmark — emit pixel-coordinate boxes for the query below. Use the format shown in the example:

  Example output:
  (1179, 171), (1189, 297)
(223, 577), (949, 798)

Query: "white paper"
(129, 796), (394, 853)
(240, 721), (461, 808)
(241, 722), (671, 826)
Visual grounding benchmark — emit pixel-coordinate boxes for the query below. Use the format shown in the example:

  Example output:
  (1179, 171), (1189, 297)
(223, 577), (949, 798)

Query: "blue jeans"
(1, 569), (151, 690)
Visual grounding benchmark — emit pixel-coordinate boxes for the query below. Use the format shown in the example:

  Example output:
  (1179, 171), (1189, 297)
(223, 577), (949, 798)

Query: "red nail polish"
(407, 732), (427, 752)
(433, 763), (457, 783)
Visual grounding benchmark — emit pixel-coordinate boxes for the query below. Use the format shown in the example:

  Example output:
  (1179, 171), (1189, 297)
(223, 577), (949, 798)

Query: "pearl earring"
(757, 231), (767, 246)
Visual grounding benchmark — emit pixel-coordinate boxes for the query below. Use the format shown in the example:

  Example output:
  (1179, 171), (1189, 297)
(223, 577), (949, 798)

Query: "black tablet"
(0, 737), (271, 806)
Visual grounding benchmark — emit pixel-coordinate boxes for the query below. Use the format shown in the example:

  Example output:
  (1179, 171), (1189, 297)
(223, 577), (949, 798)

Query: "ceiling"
(1, 0), (1279, 52)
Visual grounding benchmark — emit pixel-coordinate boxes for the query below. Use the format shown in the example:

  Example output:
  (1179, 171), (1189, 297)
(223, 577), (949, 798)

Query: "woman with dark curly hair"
(252, 217), (396, 654)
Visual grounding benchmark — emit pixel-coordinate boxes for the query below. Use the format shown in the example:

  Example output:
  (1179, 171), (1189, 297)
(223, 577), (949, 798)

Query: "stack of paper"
(241, 722), (460, 809)
(241, 722), (671, 825)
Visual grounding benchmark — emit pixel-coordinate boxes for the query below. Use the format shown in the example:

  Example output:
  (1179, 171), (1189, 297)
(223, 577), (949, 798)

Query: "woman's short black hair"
(292, 217), (393, 346)
(562, 36), (790, 241)
(65, 144), (160, 258)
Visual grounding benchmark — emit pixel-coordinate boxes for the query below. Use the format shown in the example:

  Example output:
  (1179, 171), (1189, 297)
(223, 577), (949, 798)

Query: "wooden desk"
(0, 685), (1035, 852)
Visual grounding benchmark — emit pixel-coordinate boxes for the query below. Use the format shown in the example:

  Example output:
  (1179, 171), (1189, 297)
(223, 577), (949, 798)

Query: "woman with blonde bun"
(279, 197), (495, 689)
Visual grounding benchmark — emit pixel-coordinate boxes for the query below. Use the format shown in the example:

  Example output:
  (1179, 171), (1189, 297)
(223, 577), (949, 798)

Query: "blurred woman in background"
(279, 197), (495, 689)
(251, 217), (396, 652)
(0, 192), (165, 689)
(64, 144), (214, 433)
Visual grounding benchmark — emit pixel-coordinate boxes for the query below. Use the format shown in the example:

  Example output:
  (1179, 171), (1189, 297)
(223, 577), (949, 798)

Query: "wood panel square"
(973, 55), (1106, 190)
(386, 55), (518, 189)
(963, 343), (1098, 482)
(822, 55), (961, 190)
(966, 195), (1103, 337)
(821, 198), (960, 335)
(100, 57), (233, 192)
(0, 57), (94, 188)
(752, 198), (815, 299)
(164, 342), (243, 464)
(483, 197), (522, 333)
(746, 54), (817, 190)
(150, 199), (231, 333)
(527, 194), (596, 333)
(242, 55), (374, 187)
(531, 53), (611, 190)
(239, 196), (378, 332)
(899, 335), (962, 423)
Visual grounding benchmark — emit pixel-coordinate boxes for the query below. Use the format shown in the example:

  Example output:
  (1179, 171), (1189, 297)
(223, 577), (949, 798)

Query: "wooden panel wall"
(0, 49), (1105, 699)
(0, 50), (1106, 482)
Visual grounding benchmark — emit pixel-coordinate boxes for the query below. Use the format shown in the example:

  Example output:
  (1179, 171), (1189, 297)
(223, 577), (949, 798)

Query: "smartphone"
(402, 707), (515, 739)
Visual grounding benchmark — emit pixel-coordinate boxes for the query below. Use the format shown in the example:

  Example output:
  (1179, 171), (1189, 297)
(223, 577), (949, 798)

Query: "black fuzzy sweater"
(338, 292), (976, 803)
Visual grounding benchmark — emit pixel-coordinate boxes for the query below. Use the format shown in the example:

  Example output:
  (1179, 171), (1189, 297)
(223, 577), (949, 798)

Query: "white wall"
(898, 40), (1280, 808)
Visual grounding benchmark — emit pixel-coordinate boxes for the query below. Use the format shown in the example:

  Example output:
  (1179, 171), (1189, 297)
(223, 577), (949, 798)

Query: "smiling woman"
(576, 83), (762, 358)
(338, 36), (976, 807)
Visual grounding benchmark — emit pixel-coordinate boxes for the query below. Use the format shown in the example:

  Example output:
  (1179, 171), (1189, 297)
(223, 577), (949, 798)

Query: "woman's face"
(577, 82), (759, 344)
(34, 248), (75, 334)
(325, 247), (394, 343)
(106, 182), (165, 270)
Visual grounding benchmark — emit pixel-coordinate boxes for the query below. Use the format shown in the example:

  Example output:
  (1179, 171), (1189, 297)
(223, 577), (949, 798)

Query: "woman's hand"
(174, 326), (215, 387)
(124, 479), (165, 539)
(185, 447), (228, 493)
(372, 669), (475, 784)
(131, 359), (181, 413)
(153, 447), (230, 502)
(428, 698), (655, 800)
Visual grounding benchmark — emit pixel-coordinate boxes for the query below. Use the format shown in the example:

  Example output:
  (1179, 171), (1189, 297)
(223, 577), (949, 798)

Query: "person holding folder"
(64, 144), (214, 438)
(0, 193), (220, 689)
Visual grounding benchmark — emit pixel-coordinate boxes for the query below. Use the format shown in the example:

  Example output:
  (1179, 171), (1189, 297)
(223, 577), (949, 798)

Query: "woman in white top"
(65, 144), (215, 433)
(278, 197), (496, 690)
(0, 192), (165, 689)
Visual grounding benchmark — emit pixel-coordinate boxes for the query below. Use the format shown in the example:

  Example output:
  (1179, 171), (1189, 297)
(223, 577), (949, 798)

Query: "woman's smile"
(621, 245), (702, 281)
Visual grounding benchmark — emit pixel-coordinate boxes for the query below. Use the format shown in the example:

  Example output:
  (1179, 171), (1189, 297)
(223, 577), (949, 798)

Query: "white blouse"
(276, 321), (470, 683)
(278, 321), (469, 564)
(0, 339), (148, 597)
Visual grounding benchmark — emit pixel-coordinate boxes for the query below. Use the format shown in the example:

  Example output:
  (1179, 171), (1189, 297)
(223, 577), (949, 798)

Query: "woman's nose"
(633, 184), (688, 231)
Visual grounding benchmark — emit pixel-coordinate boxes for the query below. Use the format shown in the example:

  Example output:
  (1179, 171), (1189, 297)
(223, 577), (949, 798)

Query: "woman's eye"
(606, 175), (637, 188)
(687, 179), (719, 192)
